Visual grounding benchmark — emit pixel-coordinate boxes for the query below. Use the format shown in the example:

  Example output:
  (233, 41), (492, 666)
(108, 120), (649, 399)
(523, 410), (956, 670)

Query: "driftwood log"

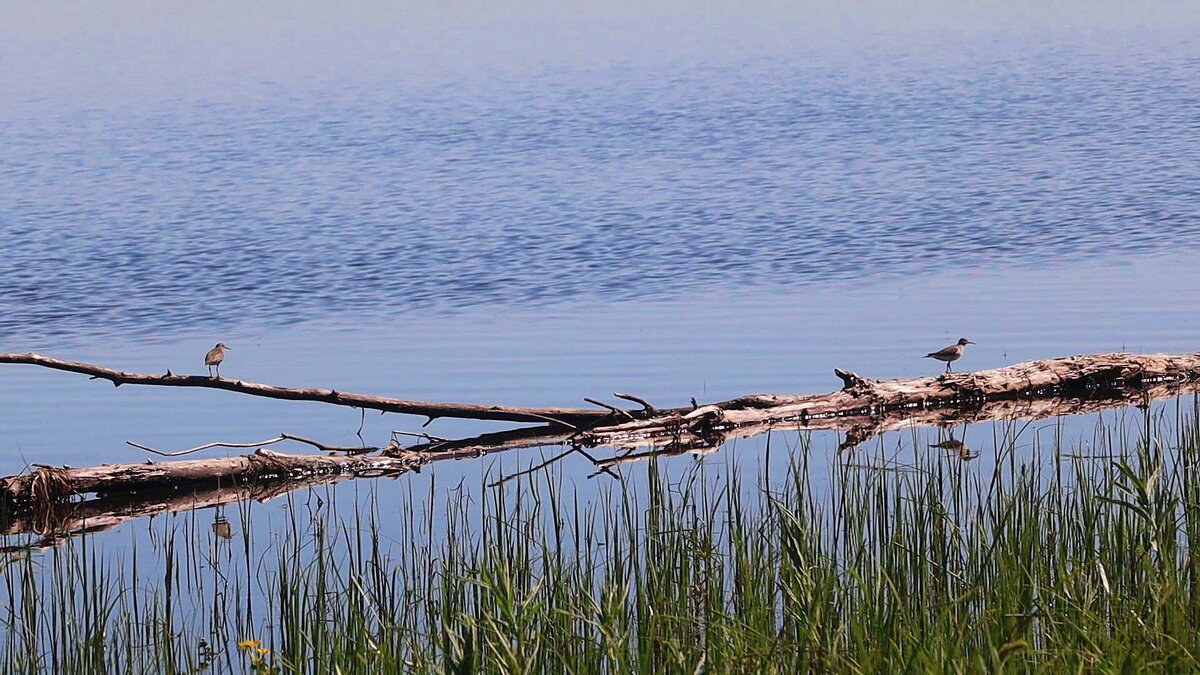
(571, 351), (1200, 452)
(1, 382), (1193, 550)
(1, 351), (1198, 515)
(1, 449), (417, 505)
(0, 472), (365, 553)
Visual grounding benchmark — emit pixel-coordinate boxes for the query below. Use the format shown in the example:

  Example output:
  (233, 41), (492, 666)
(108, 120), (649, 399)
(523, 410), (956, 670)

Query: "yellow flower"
(238, 639), (261, 650)
(257, 647), (270, 655)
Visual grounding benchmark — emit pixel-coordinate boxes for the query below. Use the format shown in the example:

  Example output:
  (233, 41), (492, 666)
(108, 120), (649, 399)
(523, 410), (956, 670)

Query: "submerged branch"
(127, 433), (383, 457)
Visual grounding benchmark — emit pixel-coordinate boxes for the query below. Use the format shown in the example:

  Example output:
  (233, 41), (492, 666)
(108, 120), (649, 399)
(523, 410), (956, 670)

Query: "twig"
(127, 434), (380, 458)
(614, 392), (656, 414)
(279, 433), (380, 455)
(517, 411), (580, 430)
(391, 430), (449, 443)
(583, 397), (634, 420)
(127, 436), (290, 457)
(488, 447), (579, 488)
(577, 447), (623, 481)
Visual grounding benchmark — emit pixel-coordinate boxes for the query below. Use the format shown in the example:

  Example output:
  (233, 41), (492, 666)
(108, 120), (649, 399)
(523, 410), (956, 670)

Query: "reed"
(2, 400), (1199, 673)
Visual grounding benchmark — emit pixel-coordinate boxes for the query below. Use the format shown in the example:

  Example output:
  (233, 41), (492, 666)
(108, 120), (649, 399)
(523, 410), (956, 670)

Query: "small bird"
(204, 342), (230, 378)
(924, 338), (974, 372)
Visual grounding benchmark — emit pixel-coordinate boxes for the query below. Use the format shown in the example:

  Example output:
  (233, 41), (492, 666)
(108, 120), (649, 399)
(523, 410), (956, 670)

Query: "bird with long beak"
(924, 338), (974, 373)
(205, 342), (230, 378)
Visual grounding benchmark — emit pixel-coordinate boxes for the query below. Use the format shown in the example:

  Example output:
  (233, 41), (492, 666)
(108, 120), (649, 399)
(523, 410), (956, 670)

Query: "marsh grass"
(3, 399), (1200, 673)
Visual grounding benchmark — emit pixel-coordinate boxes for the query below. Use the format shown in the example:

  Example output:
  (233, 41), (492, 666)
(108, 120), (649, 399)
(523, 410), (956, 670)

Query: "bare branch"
(127, 436), (289, 457)
(488, 447), (579, 488)
(583, 397), (634, 420)
(127, 434), (379, 458)
(614, 392), (657, 414)
(0, 352), (617, 425)
(278, 433), (380, 455)
(390, 430), (449, 443)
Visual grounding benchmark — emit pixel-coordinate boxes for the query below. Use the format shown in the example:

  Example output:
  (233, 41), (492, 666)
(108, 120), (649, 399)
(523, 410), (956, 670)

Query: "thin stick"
(518, 411), (580, 430)
(278, 433), (380, 455)
(488, 447), (579, 488)
(576, 447), (623, 481)
(128, 434), (380, 458)
(127, 436), (289, 458)
(583, 397), (634, 420)
(391, 430), (449, 443)
(614, 392), (657, 414)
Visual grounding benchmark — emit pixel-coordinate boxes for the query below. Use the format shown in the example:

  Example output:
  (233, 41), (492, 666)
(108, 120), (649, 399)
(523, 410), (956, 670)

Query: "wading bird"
(924, 338), (974, 372)
(205, 342), (229, 378)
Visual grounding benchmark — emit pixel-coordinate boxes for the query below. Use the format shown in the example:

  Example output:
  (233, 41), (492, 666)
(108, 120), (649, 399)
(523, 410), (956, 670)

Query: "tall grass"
(2, 400), (1199, 673)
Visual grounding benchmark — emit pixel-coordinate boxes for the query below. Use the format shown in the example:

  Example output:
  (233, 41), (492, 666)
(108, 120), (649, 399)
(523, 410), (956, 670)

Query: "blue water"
(3, 31), (1199, 339)
(0, 14), (1199, 560)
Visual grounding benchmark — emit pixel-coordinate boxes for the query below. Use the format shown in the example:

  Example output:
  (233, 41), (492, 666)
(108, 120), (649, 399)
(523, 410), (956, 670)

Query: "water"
(1, 9), (1199, 588)
(3, 31), (1200, 338)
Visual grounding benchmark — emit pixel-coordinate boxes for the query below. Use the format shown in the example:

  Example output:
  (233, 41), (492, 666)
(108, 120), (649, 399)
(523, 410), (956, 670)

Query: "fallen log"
(591, 384), (1194, 468)
(571, 351), (1200, 450)
(0, 472), (360, 552)
(1, 351), (1197, 512)
(2, 381), (1193, 549)
(1, 449), (418, 506)
(5, 351), (1194, 431)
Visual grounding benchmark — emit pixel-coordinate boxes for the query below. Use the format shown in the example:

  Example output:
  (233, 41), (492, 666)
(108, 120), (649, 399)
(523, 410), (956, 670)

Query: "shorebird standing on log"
(205, 342), (229, 378)
(924, 338), (974, 373)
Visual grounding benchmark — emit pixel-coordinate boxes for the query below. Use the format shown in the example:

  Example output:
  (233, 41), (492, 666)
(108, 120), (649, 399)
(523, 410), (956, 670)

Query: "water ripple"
(2, 44), (1199, 340)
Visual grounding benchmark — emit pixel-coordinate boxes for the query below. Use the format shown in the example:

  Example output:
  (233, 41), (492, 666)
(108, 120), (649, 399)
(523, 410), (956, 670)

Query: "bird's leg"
(215, 364), (221, 379)
(946, 362), (953, 373)
(208, 365), (213, 377)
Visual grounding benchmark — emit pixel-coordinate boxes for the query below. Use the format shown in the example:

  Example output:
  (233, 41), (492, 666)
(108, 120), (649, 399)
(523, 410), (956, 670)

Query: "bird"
(204, 342), (229, 378)
(924, 338), (974, 372)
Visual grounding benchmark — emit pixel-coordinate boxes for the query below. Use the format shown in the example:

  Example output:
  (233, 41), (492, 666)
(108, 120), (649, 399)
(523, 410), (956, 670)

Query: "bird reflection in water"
(931, 438), (978, 461)
(212, 509), (234, 540)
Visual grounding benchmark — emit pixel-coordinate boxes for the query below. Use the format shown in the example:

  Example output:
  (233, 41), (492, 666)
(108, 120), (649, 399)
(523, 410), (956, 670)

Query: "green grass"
(3, 399), (1200, 673)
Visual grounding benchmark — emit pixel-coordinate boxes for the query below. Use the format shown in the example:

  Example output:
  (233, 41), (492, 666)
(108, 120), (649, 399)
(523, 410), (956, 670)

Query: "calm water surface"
(0, 20), (1198, 558)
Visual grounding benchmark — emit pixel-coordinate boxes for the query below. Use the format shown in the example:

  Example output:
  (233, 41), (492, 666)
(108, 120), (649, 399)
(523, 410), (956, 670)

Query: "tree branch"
(0, 352), (616, 426)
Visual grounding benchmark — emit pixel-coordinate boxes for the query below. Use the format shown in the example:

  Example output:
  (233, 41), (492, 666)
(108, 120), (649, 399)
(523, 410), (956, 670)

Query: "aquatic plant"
(1, 399), (1198, 673)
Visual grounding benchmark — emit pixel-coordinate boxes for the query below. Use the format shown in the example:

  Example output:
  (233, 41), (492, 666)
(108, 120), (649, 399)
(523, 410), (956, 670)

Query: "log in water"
(0, 351), (1197, 509)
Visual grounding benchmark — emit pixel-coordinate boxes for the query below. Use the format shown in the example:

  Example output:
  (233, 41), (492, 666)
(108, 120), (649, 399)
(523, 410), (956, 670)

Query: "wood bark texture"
(571, 351), (1200, 451)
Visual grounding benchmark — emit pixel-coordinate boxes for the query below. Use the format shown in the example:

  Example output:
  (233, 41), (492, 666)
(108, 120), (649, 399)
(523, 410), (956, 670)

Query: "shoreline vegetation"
(3, 351), (1200, 671)
(0, 401), (1197, 672)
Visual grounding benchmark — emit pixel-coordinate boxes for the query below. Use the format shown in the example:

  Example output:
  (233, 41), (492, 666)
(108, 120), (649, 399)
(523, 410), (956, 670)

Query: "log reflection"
(1, 382), (1194, 550)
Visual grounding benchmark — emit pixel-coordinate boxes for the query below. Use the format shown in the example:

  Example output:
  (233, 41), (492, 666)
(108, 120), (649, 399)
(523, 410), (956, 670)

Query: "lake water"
(1, 12), (1199, 561)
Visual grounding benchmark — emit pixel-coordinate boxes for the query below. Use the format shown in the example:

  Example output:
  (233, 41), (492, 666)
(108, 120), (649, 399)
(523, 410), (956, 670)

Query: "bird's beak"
(967, 341), (976, 345)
